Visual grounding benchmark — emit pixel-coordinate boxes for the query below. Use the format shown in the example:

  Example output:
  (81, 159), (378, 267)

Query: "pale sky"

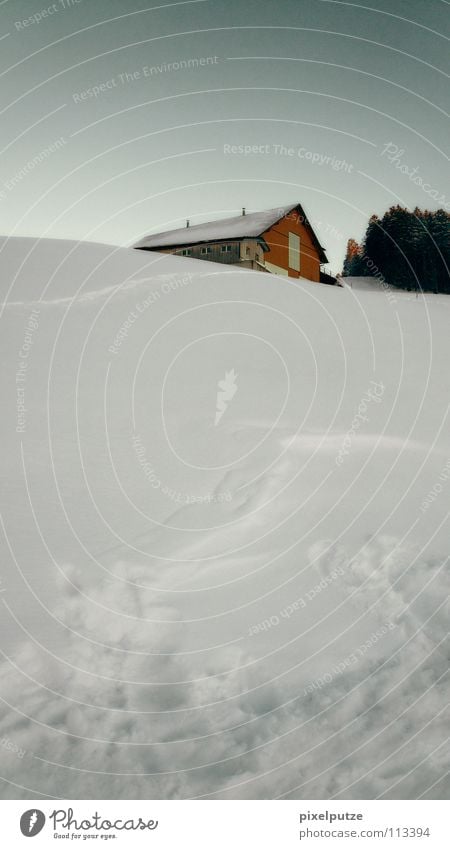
(0, 0), (448, 273)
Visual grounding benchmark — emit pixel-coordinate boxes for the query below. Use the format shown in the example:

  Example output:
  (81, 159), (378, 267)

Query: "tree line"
(342, 206), (449, 294)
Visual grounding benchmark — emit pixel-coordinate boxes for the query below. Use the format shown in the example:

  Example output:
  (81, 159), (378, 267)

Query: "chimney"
(242, 207), (246, 216)
(186, 219), (190, 228)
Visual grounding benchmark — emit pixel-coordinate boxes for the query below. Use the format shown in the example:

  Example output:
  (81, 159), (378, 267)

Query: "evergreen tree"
(426, 209), (450, 294)
(342, 238), (364, 276)
(362, 213), (384, 274)
(342, 206), (449, 293)
(380, 206), (414, 289)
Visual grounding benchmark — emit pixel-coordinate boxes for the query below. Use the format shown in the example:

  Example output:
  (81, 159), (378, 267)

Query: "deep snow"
(0, 238), (448, 800)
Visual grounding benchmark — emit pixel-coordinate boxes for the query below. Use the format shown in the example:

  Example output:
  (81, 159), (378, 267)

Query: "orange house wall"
(262, 212), (321, 281)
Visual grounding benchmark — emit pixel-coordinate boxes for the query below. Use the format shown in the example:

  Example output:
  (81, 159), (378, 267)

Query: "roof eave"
(135, 235), (268, 251)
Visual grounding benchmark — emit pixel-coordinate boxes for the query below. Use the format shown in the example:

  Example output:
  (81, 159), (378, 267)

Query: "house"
(133, 203), (331, 283)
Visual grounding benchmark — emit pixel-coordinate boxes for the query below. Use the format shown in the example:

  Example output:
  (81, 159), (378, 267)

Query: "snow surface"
(0, 239), (448, 800)
(133, 203), (298, 248)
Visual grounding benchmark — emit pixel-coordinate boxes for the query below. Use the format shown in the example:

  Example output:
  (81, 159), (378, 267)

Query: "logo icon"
(20, 810), (45, 837)
(214, 369), (238, 426)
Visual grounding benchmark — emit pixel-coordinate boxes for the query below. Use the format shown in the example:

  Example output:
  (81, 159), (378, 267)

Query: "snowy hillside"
(342, 276), (450, 300)
(0, 238), (448, 800)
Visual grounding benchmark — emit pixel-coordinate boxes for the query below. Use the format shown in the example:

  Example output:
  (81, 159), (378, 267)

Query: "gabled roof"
(133, 203), (328, 263)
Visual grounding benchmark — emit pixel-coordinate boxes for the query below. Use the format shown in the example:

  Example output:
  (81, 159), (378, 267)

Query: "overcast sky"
(0, 0), (448, 272)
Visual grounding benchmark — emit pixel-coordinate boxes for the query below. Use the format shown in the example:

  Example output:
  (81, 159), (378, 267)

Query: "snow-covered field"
(0, 238), (448, 800)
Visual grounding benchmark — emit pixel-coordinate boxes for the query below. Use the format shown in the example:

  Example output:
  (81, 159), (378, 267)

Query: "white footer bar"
(1, 799), (446, 848)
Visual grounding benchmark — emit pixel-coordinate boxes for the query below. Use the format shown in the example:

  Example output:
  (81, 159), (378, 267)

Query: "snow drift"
(0, 237), (448, 799)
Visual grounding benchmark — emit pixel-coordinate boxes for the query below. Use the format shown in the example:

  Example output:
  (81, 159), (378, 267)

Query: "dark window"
(221, 244), (232, 252)
(201, 247), (212, 254)
(180, 249), (191, 256)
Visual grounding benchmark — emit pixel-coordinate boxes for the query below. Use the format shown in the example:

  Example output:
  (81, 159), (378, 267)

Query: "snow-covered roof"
(133, 203), (327, 262)
(133, 204), (296, 248)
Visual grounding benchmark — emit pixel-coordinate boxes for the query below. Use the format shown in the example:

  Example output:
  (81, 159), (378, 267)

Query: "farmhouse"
(133, 203), (331, 283)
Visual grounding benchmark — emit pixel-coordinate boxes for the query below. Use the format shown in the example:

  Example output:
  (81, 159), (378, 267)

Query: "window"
(201, 246), (211, 254)
(288, 232), (300, 271)
(180, 249), (191, 256)
(221, 244), (232, 252)
(246, 246), (250, 256)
